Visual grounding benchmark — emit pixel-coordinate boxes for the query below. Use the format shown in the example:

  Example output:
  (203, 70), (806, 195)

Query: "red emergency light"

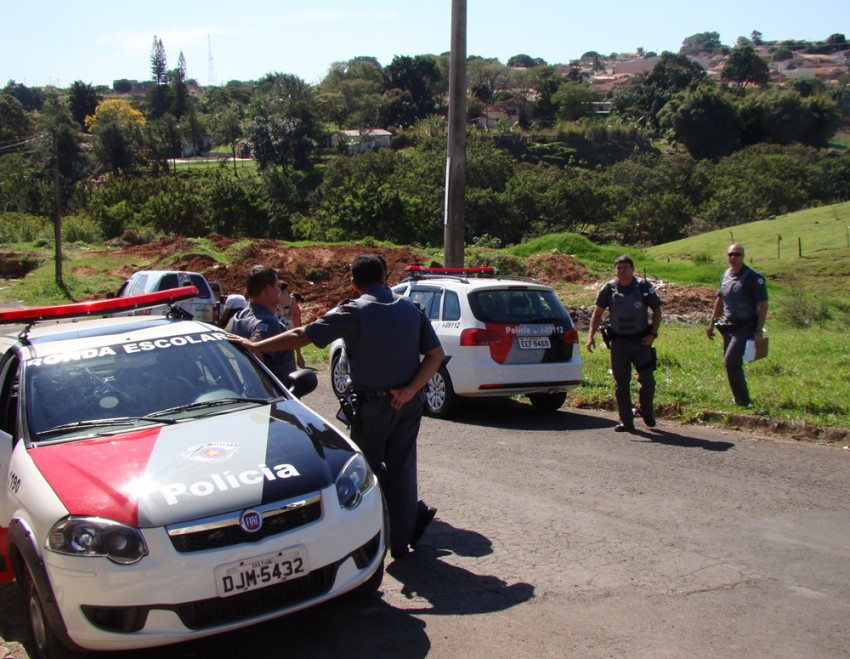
(0, 286), (199, 324)
(404, 265), (495, 276)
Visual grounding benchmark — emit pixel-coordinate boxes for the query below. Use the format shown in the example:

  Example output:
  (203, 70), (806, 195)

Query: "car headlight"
(335, 453), (375, 509)
(47, 517), (148, 564)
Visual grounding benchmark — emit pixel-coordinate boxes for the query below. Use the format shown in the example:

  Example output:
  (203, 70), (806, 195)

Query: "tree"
(113, 79), (133, 93)
(467, 58), (510, 103)
(247, 115), (311, 172)
(148, 36), (170, 119)
(612, 52), (708, 128)
(826, 33), (847, 45)
(658, 85), (741, 159)
(680, 32), (722, 55)
(722, 44), (770, 86)
(383, 55), (440, 125)
(86, 99), (146, 175)
(68, 81), (101, 131)
(553, 81), (602, 121)
(212, 108), (243, 175)
(0, 92), (34, 143)
(507, 54), (546, 68)
(751, 31), (764, 46)
(170, 51), (189, 119)
(3, 80), (44, 111)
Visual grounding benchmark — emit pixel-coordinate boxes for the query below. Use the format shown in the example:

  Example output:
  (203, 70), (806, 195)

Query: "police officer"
(587, 255), (662, 432)
(706, 244), (768, 407)
(228, 255), (445, 559)
(228, 266), (297, 383)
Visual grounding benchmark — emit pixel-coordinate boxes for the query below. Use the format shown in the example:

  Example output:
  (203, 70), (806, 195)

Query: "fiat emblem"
(240, 510), (263, 533)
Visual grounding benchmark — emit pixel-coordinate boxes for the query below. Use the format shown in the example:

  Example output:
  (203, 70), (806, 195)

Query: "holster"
(600, 325), (612, 349)
(636, 347), (657, 373)
(335, 388), (361, 430)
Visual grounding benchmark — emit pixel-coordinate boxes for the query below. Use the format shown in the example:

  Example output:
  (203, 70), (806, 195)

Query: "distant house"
(330, 129), (392, 154)
(474, 102), (520, 129)
(612, 56), (659, 76)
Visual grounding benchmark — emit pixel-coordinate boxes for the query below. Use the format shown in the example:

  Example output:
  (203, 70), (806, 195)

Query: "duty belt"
(354, 389), (389, 403)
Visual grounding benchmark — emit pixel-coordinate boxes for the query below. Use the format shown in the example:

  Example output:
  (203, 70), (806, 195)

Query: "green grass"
(573, 323), (850, 433)
(3, 202), (850, 438)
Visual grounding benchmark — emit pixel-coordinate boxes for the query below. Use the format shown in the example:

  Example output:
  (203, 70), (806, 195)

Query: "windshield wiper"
(144, 397), (270, 420)
(36, 415), (176, 438)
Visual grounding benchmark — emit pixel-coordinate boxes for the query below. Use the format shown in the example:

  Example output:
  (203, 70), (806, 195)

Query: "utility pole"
(51, 130), (63, 285)
(444, 0), (467, 268)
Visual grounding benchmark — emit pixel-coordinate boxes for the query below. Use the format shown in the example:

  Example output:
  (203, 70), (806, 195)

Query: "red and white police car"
(0, 289), (385, 657)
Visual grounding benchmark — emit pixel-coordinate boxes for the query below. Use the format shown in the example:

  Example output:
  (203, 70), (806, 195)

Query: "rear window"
(469, 289), (572, 325)
(155, 273), (212, 300)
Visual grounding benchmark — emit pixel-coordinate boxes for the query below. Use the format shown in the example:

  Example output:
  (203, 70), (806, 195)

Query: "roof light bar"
(405, 265), (495, 275)
(0, 286), (199, 324)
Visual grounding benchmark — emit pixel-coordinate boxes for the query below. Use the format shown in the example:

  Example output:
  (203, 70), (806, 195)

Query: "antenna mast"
(207, 34), (217, 87)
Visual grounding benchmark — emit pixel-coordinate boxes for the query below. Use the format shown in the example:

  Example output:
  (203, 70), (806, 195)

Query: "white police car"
(330, 266), (583, 417)
(0, 288), (385, 657)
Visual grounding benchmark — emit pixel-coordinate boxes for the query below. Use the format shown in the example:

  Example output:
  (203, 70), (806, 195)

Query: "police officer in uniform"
(228, 255), (445, 559)
(587, 255), (662, 432)
(228, 266), (297, 383)
(706, 244), (768, 407)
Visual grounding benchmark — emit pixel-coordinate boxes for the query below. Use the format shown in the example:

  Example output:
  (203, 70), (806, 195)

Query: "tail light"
(460, 328), (502, 346)
(562, 328), (579, 344)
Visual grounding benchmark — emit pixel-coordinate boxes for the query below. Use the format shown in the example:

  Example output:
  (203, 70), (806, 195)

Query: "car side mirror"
(286, 368), (318, 399)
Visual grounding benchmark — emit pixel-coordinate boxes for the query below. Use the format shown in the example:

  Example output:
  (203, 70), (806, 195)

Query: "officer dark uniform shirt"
(304, 283), (441, 553)
(716, 264), (768, 406)
(228, 302), (297, 382)
(718, 264), (768, 328)
(595, 277), (662, 426)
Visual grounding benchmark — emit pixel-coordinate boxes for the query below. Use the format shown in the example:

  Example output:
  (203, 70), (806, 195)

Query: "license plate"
(215, 547), (309, 598)
(518, 337), (550, 350)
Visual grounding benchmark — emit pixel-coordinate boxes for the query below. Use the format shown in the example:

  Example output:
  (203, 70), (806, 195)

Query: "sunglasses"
(727, 252), (743, 257)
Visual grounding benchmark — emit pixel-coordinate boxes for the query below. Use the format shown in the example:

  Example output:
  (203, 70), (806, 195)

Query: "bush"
(62, 214), (102, 243)
(0, 212), (49, 242)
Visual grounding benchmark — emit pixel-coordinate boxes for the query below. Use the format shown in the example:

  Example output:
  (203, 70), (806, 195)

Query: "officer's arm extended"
(227, 327), (311, 354)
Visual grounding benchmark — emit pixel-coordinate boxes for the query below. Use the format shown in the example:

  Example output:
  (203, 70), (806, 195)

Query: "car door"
(0, 352), (20, 582)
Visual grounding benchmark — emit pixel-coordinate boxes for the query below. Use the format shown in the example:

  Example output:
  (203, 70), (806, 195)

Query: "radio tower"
(207, 34), (217, 87)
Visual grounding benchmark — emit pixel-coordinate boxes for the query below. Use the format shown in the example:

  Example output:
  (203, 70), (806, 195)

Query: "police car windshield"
(25, 331), (282, 440)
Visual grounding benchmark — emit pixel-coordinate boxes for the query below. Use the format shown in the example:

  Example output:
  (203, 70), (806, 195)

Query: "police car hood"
(29, 400), (356, 528)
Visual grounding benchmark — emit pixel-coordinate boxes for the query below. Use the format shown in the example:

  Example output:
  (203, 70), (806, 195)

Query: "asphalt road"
(2, 373), (849, 658)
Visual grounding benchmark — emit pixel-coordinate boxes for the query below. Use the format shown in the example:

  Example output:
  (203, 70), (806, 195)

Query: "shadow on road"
(630, 427), (735, 451)
(387, 520), (534, 616)
(445, 397), (612, 432)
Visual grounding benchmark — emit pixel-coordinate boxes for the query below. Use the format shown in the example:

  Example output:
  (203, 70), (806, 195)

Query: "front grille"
(174, 564), (336, 629)
(167, 496), (322, 553)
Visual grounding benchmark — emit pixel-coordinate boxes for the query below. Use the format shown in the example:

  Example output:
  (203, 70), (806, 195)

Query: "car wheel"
(331, 350), (350, 396)
(424, 366), (459, 418)
(528, 392), (567, 413)
(24, 569), (77, 659)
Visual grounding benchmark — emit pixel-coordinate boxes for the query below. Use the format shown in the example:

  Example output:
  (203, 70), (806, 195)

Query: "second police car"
(0, 288), (385, 658)
(330, 266), (583, 417)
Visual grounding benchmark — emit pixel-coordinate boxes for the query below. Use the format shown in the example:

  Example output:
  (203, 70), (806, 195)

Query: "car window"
(158, 274), (181, 291)
(443, 290), (461, 321)
(127, 274), (149, 296)
(189, 274), (213, 299)
(469, 289), (570, 324)
(24, 334), (282, 440)
(0, 354), (20, 436)
(410, 288), (443, 320)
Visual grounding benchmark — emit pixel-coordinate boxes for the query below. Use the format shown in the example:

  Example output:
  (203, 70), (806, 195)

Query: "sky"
(2, 1), (845, 89)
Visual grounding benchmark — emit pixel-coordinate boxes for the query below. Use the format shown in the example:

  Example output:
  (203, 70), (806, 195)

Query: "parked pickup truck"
(116, 270), (217, 323)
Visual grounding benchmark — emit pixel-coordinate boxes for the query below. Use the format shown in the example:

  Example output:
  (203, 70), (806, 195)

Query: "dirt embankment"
(79, 236), (716, 325)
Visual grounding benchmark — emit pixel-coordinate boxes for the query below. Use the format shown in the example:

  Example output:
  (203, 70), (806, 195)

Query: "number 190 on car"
(215, 547), (309, 597)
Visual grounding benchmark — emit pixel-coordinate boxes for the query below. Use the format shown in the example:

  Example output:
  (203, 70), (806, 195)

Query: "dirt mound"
(525, 253), (589, 284)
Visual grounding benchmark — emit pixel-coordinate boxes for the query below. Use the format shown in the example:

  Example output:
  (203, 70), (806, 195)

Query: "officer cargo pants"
(610, 335), (655, 425)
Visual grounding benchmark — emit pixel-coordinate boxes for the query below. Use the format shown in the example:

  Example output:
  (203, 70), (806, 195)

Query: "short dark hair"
(351, 255), (385, 288)
(246, 265), (286, 298)
(614, 255), (634, 268)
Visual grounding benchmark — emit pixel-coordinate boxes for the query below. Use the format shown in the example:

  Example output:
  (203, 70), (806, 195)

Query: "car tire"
(344, 560), (384, 600)
(23, 569), (78, 659)
(424, 366), (459, 418)
(331, 350), (350, 397)
(528, 392), (567, 413)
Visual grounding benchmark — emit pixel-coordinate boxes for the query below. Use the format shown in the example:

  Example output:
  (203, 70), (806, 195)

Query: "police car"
(330, 266), (583, 417)
(0, 288), (385, 657)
